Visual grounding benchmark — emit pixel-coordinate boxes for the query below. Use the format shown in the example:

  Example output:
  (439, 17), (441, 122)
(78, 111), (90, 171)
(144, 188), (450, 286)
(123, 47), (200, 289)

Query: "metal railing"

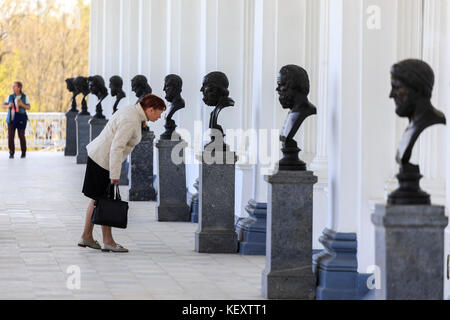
(0, 112), (66, 151)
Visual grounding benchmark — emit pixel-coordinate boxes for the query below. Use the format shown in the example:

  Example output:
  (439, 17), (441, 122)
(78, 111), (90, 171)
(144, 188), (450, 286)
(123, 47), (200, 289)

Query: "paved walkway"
(0, 152), (265, 300)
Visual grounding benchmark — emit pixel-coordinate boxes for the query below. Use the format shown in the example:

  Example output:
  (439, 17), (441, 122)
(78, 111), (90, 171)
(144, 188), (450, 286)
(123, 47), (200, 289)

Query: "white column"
(358, 0), (398, 271)
(119, 0), (140, 106)
(88, 0), (104, 114)
(443, 0), (450, 299)
(326, 0), (362, 234)
(418, 0), (447, 204)
(251, 0), (278, 207)
(101, 0), (121, 119)
(310, 0), (330, 248)
(177, 0), (202, 194)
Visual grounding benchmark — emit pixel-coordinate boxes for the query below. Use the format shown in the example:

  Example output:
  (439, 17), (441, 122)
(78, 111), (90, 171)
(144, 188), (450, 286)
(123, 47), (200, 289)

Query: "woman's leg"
(101, 226), (115, 246)
(18, 128), (26, 156)
(7, 124), (15, 156)
(81, 200), (96, 241)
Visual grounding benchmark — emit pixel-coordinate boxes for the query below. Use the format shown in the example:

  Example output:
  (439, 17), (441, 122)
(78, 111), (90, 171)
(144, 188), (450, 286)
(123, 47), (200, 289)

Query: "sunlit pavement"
(0, 152), (265, 300)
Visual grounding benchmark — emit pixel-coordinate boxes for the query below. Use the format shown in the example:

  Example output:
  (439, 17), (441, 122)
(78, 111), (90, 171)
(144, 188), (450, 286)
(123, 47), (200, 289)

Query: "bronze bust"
(109, 76), (126, 114)
(74, 76), (90, 115)
(388, 59), (446, 205)
(88, 75), (108, 119)
(201, 71), (235, 149)
(276, 65), (317, 171)
(161, 74), (185, 140)
(65, 78), (79, 112)
(131, 75), (152, 104)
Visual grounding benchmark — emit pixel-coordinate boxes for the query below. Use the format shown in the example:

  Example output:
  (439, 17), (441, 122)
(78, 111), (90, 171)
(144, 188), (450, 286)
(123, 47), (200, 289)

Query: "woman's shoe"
(101, 243), (129, 253)
(78, 238), (101, 250)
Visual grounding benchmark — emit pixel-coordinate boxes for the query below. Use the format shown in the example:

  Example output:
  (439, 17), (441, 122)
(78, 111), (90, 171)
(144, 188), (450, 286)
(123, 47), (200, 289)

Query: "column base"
(129, 188), (157, 202)
(236, 200), (267, 255)
(157, 203), (190, 222)
(262, 269), (315, 300)
(313, 228), (371, 300)
(195, 230), (238, 254)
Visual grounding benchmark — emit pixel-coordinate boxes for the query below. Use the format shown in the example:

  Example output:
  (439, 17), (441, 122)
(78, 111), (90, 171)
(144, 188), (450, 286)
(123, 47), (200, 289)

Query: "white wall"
(89, 0), (450, 292)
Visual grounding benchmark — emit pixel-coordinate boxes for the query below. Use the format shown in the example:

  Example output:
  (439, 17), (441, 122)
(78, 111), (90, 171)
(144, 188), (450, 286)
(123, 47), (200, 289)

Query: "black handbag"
(91, 184), (129, 229)
(12, 112), (28, 130)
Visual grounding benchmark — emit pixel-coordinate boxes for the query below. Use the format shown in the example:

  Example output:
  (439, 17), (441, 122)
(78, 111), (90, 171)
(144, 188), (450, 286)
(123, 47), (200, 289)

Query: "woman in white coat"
(79, 94), (166, 252)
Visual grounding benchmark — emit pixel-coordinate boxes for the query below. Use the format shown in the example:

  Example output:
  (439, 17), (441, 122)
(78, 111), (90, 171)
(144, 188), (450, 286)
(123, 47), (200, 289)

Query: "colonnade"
(86, 0), (450, 298)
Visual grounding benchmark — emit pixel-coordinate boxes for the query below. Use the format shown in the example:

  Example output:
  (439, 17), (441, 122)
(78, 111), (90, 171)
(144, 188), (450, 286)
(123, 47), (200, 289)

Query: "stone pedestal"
(195, 149), (238, 253)
(262, 170), (317, 300)
(155, 139), (190, 222)
(236, 200), (267, 255)
(119, 159), (129, 186)
(76, 113), (91, 164)
(371, 204), (448, 300)
(89, 117), (108, 142)
(129, 129), (157, 201)
(65, 110), (78, 156)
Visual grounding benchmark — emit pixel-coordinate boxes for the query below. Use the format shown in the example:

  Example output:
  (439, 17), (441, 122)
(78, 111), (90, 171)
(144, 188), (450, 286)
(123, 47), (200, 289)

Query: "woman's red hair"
(140, 94), (166, 111)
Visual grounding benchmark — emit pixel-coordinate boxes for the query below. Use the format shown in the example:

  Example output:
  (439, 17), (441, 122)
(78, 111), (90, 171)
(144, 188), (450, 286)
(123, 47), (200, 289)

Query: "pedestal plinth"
(236, 200), (267, 255)
(371, 204), (448, 300)
(76, 113), (91, 164)
(65, 110), (78, 156)
(195, 149), (238, 253)
(129, 129), (157, 201)
(262, 170), (317, 300)
(89, 117), (108, 142)
(155, 139), (190, 222)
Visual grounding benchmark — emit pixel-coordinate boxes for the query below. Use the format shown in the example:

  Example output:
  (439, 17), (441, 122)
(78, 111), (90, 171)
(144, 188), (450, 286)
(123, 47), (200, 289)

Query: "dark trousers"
(8, 123), (27, 155)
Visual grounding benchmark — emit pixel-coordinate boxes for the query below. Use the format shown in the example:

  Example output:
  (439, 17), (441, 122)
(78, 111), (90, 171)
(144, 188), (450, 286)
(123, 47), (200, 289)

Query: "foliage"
(0, 0), (90, 112)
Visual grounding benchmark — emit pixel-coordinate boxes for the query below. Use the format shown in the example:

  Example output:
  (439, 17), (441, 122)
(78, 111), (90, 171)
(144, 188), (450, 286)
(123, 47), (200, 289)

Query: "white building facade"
(88, 0), (450, 297)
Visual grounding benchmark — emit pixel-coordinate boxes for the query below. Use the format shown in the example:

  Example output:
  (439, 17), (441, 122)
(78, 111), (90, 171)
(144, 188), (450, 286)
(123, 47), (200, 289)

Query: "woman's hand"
(111, 179), (119, 185)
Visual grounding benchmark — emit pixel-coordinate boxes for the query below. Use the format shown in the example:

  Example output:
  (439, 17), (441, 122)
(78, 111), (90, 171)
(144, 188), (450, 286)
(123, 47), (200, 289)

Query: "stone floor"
(0, 151), (265, 300)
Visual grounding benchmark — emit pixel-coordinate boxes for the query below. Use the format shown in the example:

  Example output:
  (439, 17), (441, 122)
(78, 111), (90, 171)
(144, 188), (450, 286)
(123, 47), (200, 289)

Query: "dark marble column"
(129, 129), (157, 201)
(195, 149), (238, 253)
(89, 117), (108, 142)
(262, 170), (317, 300)
(65, 110), (78, 156)
(75, 113), (91, 164)
(155, 138), (190, 221)
(371, 204), (448, 300)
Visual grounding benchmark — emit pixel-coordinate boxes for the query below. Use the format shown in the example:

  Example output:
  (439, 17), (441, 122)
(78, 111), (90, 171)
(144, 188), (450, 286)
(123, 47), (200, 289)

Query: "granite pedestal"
(89, 117), (108, 142)
(236, 200), (267, 255)
(75, 113), (91, 164)
(262, 170), (317, 300)
(155, 139), (190, 222)
(65, 110), (78, 156)
(119, 159), (129, 186)
(195, 149), (238, 253)
(129, 129), (157, 201)
(371, 204), (448, 300)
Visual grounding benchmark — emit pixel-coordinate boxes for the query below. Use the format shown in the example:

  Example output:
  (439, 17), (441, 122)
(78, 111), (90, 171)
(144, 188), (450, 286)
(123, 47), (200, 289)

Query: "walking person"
(2, 81), (30, 159)
(79, 94), (166, 252)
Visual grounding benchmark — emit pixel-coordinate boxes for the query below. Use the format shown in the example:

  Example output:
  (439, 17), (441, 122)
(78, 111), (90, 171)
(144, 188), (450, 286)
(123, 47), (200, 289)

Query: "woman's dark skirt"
(82, 157), (111, 200)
